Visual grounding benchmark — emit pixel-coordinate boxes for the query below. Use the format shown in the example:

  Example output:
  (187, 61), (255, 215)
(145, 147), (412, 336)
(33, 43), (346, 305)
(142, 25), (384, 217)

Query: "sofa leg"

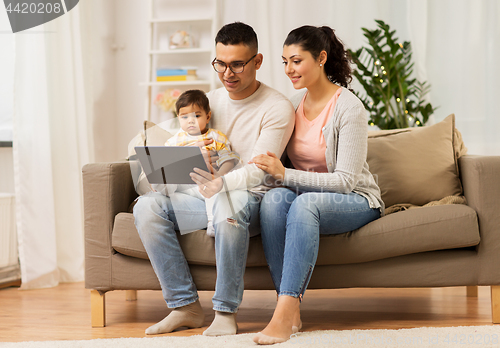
(492, 286), (500, 324)
(91, 290), (106, 327)
(125, 290), (137, 301)
(467, 286), (478, 297)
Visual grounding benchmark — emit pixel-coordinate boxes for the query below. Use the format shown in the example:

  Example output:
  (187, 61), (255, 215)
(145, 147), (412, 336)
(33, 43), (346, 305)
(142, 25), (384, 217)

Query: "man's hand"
(248, 151), (285, 180)
(193, 139), (219, 173)
(190, 167), (223, 198)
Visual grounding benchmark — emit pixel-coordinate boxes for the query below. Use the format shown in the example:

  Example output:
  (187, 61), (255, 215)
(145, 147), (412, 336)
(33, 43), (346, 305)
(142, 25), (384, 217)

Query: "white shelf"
(149, 17), (213, 24)
(141, 80), (212, 87)
(149, 48), (212, 55)
(145, 0), (218, 122)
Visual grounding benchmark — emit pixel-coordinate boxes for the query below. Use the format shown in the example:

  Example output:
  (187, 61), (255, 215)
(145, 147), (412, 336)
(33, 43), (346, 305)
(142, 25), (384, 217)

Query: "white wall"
(88, 0), (119, 162)
(0, 8), (15, 194)
(85, 0), (148, 162)
(426, 1), (500, 155)
(113, 0), (149, 160)
(0, 3), (14, 143)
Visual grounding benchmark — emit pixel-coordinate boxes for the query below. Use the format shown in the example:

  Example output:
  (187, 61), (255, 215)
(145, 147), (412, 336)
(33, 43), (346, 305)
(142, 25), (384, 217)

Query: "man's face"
(214, 43), (262, 100)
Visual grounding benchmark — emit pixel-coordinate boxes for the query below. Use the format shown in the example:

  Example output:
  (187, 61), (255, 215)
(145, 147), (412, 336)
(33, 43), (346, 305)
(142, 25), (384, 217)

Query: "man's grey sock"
(202, 311), (238, 336)
(145, 299), (204, 335)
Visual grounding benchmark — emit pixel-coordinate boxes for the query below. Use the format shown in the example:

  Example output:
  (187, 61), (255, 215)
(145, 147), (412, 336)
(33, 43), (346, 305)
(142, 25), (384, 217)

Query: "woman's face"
(282, 44), (324, 90)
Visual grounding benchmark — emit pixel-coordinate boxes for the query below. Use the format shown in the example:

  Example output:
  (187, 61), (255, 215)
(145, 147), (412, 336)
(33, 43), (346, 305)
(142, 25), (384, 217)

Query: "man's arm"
(222, 99), (295, 192)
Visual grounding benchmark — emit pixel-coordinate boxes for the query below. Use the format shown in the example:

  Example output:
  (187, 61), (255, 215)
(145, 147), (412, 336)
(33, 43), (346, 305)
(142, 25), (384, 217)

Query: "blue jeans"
(133, 190), (261, 313)
(259, 188), (380, 299)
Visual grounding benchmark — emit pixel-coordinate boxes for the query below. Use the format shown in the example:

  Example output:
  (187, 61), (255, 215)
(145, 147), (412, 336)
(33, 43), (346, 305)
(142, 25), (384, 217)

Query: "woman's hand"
(248, 151), (285, 180)
(192, 139), (219, 173)
(190, 167), (223, 198)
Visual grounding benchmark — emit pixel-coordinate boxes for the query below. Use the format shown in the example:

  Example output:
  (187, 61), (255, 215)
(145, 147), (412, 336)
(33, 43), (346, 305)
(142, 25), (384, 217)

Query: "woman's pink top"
(287, 88), (342, 173)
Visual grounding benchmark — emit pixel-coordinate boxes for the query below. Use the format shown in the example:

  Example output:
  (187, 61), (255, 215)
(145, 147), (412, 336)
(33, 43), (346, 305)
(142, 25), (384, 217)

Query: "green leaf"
(349, 19), (436, 129)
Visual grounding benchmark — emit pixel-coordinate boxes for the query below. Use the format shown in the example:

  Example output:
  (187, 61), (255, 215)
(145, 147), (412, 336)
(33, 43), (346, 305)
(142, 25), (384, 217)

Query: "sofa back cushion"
(367, 114), (463, 207)
(127, 119), (179, 159)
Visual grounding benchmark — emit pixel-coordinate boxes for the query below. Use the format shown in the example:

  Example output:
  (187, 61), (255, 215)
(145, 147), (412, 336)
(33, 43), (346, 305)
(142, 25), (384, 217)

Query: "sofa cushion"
(316, 204), (479, 265)
(112, 213), (147, 260)
(112, 204), (479, 266)
(112, 212), (267, 266)
(367, 114), (463, 207)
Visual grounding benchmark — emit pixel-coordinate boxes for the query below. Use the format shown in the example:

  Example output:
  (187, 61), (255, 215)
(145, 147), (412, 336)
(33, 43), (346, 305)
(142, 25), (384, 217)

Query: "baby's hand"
(193, 139), (218, 172)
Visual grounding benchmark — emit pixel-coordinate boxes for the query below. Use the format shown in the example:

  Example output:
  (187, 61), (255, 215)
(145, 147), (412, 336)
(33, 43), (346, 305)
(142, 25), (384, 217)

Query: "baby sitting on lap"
(152, 89), (240, 236)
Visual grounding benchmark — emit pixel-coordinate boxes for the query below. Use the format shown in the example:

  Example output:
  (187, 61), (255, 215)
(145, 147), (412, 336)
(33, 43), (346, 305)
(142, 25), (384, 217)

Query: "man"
(133, 22), (295, 336)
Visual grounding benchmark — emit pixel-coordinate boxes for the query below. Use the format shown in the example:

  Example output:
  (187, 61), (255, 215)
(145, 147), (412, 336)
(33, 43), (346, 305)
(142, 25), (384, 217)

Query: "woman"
(249, 25), (385, 345)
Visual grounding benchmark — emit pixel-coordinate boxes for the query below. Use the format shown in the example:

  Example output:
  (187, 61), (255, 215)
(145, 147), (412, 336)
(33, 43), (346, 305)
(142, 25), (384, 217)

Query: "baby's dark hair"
(215, 22), (258, 52)
(284, 25), (352, 87)
(175, 89), (210, 115)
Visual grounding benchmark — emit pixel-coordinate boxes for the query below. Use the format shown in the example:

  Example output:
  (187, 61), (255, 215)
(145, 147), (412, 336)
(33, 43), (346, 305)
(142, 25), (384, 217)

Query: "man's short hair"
(175, 89), (210, 115)
(215, 22), (258, 51)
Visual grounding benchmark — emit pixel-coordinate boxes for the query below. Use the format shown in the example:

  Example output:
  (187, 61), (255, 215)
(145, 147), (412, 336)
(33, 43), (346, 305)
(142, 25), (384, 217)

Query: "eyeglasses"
(211, 54), (257, 74)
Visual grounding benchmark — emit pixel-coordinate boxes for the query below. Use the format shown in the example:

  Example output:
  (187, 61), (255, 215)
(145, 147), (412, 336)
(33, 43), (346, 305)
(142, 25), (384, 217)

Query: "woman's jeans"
(133, 190), (261, 313)
(260, 188), (380, 299)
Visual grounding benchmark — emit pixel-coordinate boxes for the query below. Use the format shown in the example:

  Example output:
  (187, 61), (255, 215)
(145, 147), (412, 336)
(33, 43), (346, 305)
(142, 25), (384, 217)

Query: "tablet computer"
(134, 146), (209, 185)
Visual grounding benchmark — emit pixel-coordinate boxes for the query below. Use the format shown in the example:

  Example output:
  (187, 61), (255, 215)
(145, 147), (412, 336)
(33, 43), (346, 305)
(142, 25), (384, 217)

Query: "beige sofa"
(83, 115), (500, 327)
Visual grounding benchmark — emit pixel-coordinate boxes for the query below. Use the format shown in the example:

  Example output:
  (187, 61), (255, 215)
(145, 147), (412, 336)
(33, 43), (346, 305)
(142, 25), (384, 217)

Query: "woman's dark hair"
(175, 90), (210, 115)
(215, 22), (258, 51)
(284, 25), (352, 87)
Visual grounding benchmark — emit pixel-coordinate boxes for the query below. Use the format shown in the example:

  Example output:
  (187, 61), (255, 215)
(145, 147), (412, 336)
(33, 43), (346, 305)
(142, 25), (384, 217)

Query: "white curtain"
(221, 0), (500, 155)
(13, 3), (96, 289)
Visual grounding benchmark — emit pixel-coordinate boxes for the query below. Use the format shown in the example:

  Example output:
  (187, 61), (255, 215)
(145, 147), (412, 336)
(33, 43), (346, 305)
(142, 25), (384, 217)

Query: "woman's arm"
(248, 151), (285, 180)
(250, 100), (368, 193)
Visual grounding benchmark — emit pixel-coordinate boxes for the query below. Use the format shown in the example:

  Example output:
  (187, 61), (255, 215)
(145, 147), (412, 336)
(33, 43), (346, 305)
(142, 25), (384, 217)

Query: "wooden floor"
(0, 282), (495, 342)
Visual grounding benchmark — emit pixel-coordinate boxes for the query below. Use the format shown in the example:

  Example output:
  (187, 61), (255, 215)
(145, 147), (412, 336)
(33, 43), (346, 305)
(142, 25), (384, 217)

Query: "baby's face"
(178, 104), (210, 135)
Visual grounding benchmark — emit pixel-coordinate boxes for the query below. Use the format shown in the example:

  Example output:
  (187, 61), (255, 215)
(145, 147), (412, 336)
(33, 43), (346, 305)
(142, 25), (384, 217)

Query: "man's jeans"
(259, 188), (381, 299)
(133, 190), (261, 313)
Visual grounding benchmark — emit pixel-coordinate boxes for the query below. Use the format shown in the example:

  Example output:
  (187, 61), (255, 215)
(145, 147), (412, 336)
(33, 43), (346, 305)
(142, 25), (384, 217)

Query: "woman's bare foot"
(253, 295), (300, 345)
(275, 293), (302, 333)
(292, 319), (302, 333)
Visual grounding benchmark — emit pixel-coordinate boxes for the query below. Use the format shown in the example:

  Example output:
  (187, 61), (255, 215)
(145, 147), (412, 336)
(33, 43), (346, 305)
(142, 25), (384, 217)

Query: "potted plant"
(348, 20), (436, 129)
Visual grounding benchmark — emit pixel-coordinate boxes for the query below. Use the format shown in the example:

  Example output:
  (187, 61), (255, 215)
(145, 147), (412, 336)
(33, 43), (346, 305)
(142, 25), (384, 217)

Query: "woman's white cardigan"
(284, 87), (384, 213)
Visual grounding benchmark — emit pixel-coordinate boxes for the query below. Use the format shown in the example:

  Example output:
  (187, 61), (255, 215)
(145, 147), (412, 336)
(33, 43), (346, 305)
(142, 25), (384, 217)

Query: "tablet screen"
(134, 146), (209, 184)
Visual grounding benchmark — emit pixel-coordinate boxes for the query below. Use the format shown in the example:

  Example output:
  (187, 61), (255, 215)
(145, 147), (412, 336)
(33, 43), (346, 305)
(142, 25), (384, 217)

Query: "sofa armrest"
(82, 161), (138, 290)
(459, 155), (500, 284)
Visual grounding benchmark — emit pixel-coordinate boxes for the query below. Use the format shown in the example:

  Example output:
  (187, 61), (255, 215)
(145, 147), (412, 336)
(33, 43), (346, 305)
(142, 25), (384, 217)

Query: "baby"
(153, 89), (240, 236)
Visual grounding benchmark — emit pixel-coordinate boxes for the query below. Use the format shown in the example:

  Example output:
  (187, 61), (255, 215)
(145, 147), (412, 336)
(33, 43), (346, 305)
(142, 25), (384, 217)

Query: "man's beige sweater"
(208, 82), (295, 193)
